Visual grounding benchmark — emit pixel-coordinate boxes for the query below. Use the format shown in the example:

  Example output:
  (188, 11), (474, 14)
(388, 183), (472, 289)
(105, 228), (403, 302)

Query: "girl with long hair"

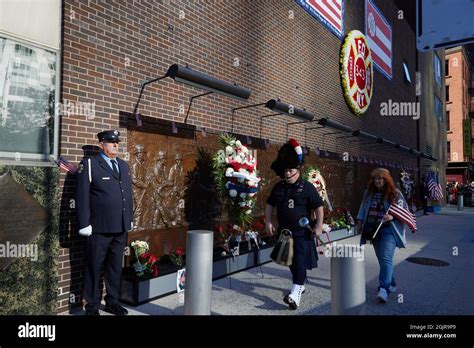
(356, 168), (409, 303)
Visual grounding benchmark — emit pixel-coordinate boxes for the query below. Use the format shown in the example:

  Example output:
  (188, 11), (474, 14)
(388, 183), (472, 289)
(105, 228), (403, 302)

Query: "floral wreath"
(212, 134), (261, 230)
(340, 30), (373, 116)
(399, 170), (414, 199)
(303, 164), (333, 211)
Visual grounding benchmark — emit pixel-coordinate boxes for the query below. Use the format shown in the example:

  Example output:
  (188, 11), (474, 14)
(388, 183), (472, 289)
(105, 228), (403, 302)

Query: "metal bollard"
(330, 244), (366, 315)
(457, 194), (464, 211)
(184, 230), (214, 315)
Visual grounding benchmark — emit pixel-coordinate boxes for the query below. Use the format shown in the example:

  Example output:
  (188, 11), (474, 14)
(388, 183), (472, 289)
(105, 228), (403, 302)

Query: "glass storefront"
(0, 37), (57, 160)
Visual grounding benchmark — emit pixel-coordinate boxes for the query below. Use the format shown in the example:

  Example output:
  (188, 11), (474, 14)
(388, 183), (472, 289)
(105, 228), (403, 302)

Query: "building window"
(0, 37), (58, 161)
(446, 111), (450, 131)
(434, 95), (443, 121)
(445, 59), (449, 76)
(446, 85), (449, 101)
(402, 61), (411, 84)
(447, 141), (451, 161)
(434, 53), (442, 87)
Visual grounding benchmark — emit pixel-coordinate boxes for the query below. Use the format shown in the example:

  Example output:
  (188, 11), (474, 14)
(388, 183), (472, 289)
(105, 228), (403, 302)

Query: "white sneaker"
(389, 285), (397, 293)
(284, 284), (305, 304)
(288, 284), (304, 310)
(376, 288), (388, 303)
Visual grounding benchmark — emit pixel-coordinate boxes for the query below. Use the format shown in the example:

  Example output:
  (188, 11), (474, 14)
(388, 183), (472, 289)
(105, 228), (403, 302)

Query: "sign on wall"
(296, 0), (344, 40)
(365, 0), (392, 80)
(340, 30), (373, 116)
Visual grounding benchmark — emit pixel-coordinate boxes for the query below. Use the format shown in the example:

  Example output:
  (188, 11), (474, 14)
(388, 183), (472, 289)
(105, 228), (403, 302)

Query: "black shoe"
(104, 302), (128, 316)
(287, 297), (298, 310)
(85, 308), (100, 316)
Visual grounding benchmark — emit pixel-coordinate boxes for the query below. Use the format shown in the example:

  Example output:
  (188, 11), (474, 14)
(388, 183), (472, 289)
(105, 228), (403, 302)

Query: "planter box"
(319, 225), (356, 243)
(120, 228), (355, 306)
(120, 243), (274, 306)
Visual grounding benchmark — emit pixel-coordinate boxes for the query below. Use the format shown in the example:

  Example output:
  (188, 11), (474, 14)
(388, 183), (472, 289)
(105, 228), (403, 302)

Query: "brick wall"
(58, 0), (418, 313)
(446, 49), (470, 162)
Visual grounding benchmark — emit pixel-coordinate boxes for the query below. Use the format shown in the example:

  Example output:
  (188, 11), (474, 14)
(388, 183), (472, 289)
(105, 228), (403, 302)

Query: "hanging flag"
(296, 0), (345, 39)
(55, 156), (77, 174)
(387, 203), (417, 233)
(365, 0), (392, 80)
(427, 171), (443, 201)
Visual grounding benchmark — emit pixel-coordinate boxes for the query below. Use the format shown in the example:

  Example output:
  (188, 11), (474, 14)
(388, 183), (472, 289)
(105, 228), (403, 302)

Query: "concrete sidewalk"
(85, 205), (474, 315)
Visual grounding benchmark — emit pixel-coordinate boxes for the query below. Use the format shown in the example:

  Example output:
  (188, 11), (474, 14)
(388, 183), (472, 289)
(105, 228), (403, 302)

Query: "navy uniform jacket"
(267, 178), (323, 237)
(76, 155), (133, 234)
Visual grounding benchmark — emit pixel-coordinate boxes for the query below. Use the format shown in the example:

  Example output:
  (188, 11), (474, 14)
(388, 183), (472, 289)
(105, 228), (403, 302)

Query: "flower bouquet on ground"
(212, 134), (261, 244)
(169, 247), (185, 268)
(324, 207), (355, 231)
(130, 240), (159, 280)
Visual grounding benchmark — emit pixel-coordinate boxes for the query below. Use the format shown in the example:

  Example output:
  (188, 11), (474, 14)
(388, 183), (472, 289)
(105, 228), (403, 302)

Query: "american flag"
(365, 0), (392, 80)
(296, 0), (344, 39)
(427, 172), (443, 201)
(55, 156), (77, 174)
(387, 203), (417, 233)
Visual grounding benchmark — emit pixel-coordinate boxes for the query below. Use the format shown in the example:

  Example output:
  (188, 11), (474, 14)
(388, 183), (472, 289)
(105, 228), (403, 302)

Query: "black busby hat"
(271, 138), (304, 178)
(97, 130), (121, 143)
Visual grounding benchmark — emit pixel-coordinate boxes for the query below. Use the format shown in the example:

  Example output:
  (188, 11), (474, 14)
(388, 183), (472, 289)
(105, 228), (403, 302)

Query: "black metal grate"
(406, 257), (449, 267)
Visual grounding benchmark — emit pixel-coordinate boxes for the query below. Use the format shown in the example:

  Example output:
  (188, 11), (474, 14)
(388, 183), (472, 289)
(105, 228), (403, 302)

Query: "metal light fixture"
(399, 144), (411, 152)
(318, 118), (352, 133)
(358, 131), (378, 142)
(166, 64), (252, 100)
(132, 64), (252, 124)
(382, 138), (397, 147)
(265, 99), (314, 121)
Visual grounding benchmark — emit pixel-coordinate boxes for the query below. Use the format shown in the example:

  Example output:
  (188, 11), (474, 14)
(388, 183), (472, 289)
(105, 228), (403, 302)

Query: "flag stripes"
(387, 203), (417, 233)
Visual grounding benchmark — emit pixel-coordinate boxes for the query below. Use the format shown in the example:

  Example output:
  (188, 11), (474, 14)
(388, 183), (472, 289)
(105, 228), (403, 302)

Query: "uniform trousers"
(84, 232), (126, 310)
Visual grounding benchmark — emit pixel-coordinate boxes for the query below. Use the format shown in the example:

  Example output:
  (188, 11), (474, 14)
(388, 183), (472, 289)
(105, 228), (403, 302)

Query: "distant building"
(445, 46), (472, 184)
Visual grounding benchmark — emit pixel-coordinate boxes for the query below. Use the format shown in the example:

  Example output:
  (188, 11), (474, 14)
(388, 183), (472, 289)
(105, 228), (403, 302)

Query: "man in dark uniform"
(265, 139), (324, 310)
(76, 130), (133, 316)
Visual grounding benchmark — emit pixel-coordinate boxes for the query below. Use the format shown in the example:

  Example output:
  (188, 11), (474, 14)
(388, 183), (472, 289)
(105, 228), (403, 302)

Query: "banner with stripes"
(365, 0), (392, 80)
(54, 156), (77, 174)
(296, 0), (344, 40)
(427, 171), (443, 201)
(387, 204), (417, 233)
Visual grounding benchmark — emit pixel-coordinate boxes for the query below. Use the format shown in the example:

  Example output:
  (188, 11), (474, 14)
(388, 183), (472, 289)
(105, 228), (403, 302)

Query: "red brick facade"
(446, 48), (471, 163)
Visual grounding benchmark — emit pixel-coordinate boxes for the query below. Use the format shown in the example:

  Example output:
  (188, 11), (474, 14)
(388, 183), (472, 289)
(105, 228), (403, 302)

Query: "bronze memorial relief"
(126, 115), (361, 258)
(0, 173), (48, 271)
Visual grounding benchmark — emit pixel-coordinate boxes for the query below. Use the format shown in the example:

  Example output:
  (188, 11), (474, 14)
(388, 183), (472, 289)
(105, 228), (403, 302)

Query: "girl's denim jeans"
(373, 228), (397, 292)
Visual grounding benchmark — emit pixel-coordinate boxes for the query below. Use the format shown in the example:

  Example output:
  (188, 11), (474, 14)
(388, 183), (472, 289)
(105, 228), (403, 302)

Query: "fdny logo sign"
(340, 30), (373, 116)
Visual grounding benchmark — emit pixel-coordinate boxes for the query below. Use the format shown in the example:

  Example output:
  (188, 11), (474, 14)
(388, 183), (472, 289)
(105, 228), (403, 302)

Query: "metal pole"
(330, 244), (366, 315)
(457, 194), (464, 211)
(184, 230), (214, 315)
